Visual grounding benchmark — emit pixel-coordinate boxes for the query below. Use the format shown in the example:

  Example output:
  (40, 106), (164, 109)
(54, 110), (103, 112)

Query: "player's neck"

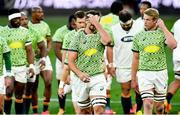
(31, 18), (41, 24)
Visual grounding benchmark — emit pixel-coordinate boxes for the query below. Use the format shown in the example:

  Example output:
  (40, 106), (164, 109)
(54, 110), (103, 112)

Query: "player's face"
(143, 14), (157, 30)
(140, 4), (149, 17)
(20, 15), (28, 28)
(10, 17), (21, 28)
(75, 17), (86, 30)
(120, 21), (133, 31)
(33, 8), (44, 20)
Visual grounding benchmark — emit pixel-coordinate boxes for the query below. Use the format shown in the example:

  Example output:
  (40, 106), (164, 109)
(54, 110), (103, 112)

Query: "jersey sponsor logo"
(121, 36), (133, 42)
(144, 45), (160, 53)
(101, 16), (112, 24)
(9, 41), (23, 49)
(84, 48), (97, 57)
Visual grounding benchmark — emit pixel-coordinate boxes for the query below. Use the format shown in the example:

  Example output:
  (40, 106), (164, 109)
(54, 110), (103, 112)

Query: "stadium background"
(0, 0), (179, 114)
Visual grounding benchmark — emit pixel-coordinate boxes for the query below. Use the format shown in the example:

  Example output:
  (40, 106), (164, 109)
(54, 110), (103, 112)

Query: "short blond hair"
(144, 8), (159, 20)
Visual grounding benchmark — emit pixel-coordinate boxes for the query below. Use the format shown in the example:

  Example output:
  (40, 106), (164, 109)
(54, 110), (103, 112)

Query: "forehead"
(76, 17), (85, 22)
(33, 8), (43, 13)
(143, 14), (153, 20)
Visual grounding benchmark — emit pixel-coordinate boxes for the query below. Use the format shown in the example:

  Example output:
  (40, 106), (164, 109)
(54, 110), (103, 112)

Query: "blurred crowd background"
(0, 0), (180, 16)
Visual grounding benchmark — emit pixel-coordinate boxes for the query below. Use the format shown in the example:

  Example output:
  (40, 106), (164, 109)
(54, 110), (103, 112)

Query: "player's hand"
(157, 18), (166, 29)
(78, 72), (90, 83)
(5, 77), (13, 87)
(88, 14), (100, 26)
(58, 88), (65, 98)
(131, 79), (139, 93)
(109, 67), (116, 77)
(39, 57), (46, 70)
(28, 64), (35, 78)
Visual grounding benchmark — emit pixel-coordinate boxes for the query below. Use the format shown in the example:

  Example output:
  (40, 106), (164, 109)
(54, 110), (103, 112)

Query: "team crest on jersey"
(144, 45), (160, 53)
(9, 41), (23, 49)
(121, 36), (133, 42)
(84, 48), (97, 57)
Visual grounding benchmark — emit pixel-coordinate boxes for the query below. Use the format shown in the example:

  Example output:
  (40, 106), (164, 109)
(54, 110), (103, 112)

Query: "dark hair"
(68, 14), (75, 23)
(8, 8), (20, 15)
(74, 11), (85, 20)
(140, 1), (152, 8)
(119, 10), (132, 23)
(86, 10), (101, 17)
(110, 1), (123, 15)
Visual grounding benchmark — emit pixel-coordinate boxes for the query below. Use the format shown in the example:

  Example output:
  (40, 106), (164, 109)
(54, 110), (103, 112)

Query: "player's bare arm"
(157, 19), (177, 49)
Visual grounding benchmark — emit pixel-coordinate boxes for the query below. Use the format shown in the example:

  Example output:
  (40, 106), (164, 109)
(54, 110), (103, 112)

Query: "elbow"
(170, 41), (177, 49)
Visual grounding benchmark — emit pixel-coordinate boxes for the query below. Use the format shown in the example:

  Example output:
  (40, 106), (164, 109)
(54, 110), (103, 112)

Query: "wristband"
(40, 57), (46, 62)
(59, 81), (65, 88)
(29, 64), (35, 69)
(108, 63), (115, 68)
(5, 70), (13, 77)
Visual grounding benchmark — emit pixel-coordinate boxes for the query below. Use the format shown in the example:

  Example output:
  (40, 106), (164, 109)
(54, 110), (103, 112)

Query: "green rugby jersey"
(132, 28), (167, 71)
(0, 26), (31, 66)
(28, 21), (51, 47)
(63, 30), (76, 64)
(53, 25), (71, 43)
(0, 36), (10, 76)
(28, 27), (44, 60)
(100, 13), (119, 31)
(69, 30), (105, 76)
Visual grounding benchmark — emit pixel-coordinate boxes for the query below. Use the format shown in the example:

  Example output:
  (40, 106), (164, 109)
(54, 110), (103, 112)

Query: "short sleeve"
(132, 35), (139, 52)
(68, 32), (80, 52)
(52, 28), (63, 42)
(2, 37), (10, 53)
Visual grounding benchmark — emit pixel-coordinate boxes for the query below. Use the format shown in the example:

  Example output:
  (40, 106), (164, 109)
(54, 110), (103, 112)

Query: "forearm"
(131, 53), (139, 81)
(94, 22), (111, 45)
(3, 52), (11, 71)
(53, 42), (63, 62)
(68, 61), (82, 77)
(46, 37), (52, 53)
(38, 41), (47, 57)
(107, 46), (113, 64)
(26, 45), (34, 64)
(162, 26), (177, 49)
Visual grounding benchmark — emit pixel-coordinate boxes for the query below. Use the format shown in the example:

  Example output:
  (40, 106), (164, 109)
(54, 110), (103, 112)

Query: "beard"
(89, 24), (96, 33)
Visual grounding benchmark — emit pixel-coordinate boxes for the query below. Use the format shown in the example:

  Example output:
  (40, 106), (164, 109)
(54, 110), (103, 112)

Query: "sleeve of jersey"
(25, 31), (32, 46)
(68, 33), (79, 52)
(52, 29), (63, 43)
(132, 36), (139, 53)
(2, 38), (10, 53)
(3, 52), (11, 71)
(46, 24), (51, 36)
(62, 32), (71, 50)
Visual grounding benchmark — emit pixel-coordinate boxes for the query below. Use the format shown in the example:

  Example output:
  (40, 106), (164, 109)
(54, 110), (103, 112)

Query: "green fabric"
(0, 26), (31, 66)
(63, 30), (76, 64)
(52, 25), (71, 43)
(28, 27), (44, 60)
(0, 36), (10, 76)
(132, 28), (167, 71)
(69, 30), (105, 76)
(3, 52), (11, 72)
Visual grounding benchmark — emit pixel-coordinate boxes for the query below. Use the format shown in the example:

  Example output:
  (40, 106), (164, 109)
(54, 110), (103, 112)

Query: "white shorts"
(0, 76), (5, 94)
(74, 73), (106, 103)
(12, 66), (28, 83)
(137, 69), (168, 94)
(70, 72), (80, 102)
(116, 68), (131, 83)
(55, 58), (63, 80)
(42, 56), (53, 71)
(35, 56), (53, 75)
(173, 60), (180, 72)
